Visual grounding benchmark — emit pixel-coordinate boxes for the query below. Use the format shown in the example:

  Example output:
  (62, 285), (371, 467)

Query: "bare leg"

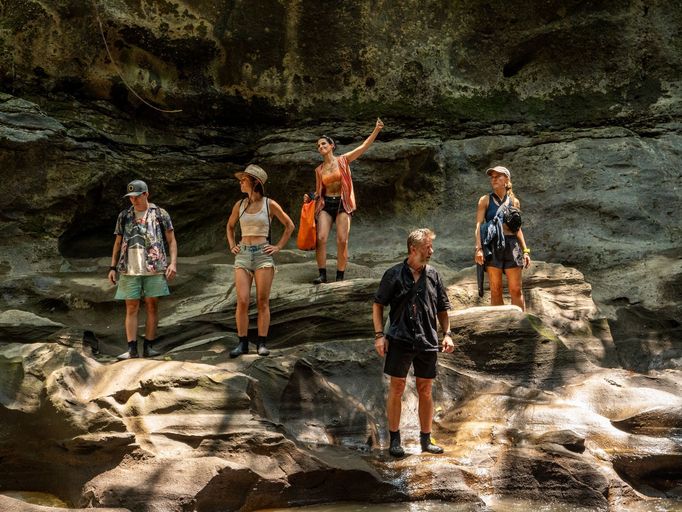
(124, 300), (140, 341)
(234, 268), (254, 336)
(416, 378), (434, 433)
(506, 267), (525, 311)
(487, 266), (505, 306)
(315, 211), (333, 270)
(387, 377), (407, 432)
(254, 267), (275, 336)
(335, 212), (351, 272)
(143, 297), (159, 340)
(416, 377), (443, 453)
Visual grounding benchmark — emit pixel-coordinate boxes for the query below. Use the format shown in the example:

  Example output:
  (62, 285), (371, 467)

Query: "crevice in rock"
(613, 455), (682, 498)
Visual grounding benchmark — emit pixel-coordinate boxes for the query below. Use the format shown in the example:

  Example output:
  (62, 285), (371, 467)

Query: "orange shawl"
(314, 155), (356, 215)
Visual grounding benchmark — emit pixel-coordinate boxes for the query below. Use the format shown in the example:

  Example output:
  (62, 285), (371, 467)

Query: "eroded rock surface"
(1, 259), (680, 511)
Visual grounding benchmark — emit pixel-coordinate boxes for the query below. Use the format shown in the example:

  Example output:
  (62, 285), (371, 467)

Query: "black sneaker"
(229, 340), (249, 358)
(312, 275), (327, 285)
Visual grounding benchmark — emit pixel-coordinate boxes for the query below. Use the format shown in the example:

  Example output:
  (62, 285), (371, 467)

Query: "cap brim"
(486, 168), (510, 177)
(123, 192), (144, 197)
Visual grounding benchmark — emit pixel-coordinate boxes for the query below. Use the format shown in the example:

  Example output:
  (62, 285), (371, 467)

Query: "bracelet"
(374, 332), (384, 339)
(523, 247), (531, 254)
(444, 331), (453, 336)
(109, 266), (117, 272)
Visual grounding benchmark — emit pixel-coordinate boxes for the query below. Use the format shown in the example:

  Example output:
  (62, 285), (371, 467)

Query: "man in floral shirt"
(107, 180), (178, 359)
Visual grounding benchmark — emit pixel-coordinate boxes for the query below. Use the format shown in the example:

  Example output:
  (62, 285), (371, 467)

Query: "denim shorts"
(488, 235), (525, 270)
(115, 274), (170, 300)
(384, 340), (438, 379)
(234, 243), (275, 273)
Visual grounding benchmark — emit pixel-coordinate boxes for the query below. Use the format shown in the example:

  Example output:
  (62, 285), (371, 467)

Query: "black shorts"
(384, 340), (438, 379)
(320, 196), (348, 222)
(487, 235), (524, 271)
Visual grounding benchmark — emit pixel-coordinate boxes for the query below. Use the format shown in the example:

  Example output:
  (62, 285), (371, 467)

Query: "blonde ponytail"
(505, 179), (517, 201)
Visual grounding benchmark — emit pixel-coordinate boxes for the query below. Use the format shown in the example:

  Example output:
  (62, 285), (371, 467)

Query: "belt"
(239, 243), (266, 253)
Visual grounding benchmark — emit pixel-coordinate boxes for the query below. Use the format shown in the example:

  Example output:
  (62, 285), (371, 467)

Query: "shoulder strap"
(266, 197), (271, 244)
(235, 198), (248, 241)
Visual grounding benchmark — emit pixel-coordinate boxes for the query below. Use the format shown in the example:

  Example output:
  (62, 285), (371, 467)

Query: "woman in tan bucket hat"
(226, 164), (294, 357)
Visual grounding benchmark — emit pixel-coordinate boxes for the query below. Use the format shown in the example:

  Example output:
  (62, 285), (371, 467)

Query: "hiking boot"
(389, 430), (405, 458)
(312, 268), (327, 285)
(230, 338), (249, 358)
(420, 432), (444, 454)
(143, 339), (161, 358)
(256, 343), (270, 356)
(389, 444), (406, 457)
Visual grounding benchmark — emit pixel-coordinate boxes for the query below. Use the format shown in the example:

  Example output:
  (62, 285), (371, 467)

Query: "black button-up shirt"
(374, 259), (451, 352)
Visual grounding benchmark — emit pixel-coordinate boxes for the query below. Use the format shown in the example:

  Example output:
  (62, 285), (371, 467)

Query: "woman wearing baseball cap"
(474, 165), (531, 310)
(226, 164), (295, 357)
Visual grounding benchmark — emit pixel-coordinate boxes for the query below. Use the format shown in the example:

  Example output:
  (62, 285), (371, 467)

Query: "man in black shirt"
(372, 228), (454, 457)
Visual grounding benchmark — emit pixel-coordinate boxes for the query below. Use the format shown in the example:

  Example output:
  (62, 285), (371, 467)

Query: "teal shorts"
(115, 274), (170, 300)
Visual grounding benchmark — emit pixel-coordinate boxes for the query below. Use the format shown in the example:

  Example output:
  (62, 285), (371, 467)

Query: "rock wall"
(2, 1), (681, 124)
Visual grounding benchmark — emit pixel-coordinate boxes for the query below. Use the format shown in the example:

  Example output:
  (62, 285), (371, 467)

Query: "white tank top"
(239, 199), (270, 237)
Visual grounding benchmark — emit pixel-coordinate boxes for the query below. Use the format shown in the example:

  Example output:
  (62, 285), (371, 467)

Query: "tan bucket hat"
(235, 164), (268, 186)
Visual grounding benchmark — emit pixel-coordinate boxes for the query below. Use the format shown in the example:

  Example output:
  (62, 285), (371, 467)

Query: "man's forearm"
(372, 304), (385, 334)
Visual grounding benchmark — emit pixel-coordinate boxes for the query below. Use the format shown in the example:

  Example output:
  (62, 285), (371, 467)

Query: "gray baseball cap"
(124, 180), (149, 197)
(486, 166), (511, 178)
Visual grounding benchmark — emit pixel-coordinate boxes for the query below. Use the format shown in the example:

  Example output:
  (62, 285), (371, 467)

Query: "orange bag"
(296, 201), (317, 250)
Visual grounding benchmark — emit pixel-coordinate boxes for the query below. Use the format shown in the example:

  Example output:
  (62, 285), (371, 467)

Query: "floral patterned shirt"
(114, 203), (173, 275)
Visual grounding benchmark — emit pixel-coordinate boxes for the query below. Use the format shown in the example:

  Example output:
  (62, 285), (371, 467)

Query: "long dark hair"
(244, 175), (265, 197)
(320, 135), (335, 148)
